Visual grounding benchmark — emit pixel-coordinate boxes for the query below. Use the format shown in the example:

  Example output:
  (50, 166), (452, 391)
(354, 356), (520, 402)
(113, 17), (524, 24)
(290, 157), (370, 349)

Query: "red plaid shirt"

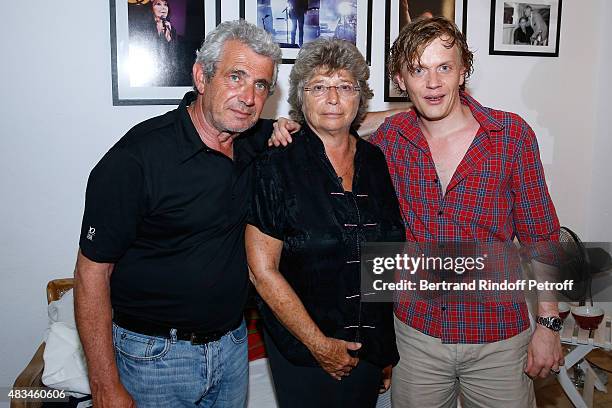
(370, 92), (560, 343)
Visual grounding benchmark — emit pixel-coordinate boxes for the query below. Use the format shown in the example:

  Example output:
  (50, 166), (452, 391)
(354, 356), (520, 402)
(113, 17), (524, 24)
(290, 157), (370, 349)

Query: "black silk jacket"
(249, 125), (405, 368)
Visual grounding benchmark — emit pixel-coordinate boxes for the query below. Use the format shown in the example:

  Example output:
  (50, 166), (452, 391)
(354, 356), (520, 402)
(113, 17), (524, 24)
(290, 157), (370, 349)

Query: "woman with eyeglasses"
(245, 38), (404, 408)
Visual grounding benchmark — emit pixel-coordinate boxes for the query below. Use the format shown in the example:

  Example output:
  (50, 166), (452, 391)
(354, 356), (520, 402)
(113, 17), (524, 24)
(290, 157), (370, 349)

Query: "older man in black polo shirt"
(74, 20), (281, 407)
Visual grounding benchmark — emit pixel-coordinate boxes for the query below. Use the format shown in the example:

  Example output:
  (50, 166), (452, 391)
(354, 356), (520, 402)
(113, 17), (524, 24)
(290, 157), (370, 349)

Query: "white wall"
(0, 0), (171, 398)
(465, 0), (604, 240)
(1, 0), (611, 396)
(588, 0), (612, 241)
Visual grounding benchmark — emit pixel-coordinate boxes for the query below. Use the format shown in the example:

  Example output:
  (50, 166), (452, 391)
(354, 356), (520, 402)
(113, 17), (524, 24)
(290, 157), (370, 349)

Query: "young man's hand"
(268, 117), (301, 147)
(525, 325), (564, 378)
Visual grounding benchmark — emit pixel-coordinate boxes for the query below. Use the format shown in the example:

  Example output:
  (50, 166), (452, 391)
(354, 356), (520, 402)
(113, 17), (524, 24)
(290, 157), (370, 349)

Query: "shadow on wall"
(517, 62), (555, 166)
(261, 85), (284, 120)
(521, 59), (594, 236)
(520, 60), (565, 142)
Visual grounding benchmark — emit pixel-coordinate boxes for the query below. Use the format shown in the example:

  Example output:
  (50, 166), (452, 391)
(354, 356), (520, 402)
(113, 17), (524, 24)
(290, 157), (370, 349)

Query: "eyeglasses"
(303, 84), (361, 97)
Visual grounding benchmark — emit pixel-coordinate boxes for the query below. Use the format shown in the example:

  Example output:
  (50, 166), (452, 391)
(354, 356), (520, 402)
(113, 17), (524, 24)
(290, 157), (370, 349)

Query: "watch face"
(539, 316), (563, 331)
(550, 317), (563, 331)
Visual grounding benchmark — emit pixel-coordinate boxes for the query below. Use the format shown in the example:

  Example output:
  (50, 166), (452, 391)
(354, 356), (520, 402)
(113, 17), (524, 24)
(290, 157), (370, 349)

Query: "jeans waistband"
(113, 311), (242, 345)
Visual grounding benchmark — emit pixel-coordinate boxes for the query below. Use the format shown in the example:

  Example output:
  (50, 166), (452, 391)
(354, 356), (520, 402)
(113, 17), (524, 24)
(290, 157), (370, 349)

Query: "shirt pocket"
(455, 161), (512, 233)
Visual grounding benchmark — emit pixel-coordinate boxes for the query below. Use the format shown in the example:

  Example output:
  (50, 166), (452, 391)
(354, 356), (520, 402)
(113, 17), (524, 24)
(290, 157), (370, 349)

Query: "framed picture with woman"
(110, 0), (220, 105)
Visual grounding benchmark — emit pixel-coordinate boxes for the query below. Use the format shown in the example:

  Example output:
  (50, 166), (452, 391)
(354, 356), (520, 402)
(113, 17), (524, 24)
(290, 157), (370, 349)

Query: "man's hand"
(91, 381), (136, 408)
(380, 365), (392, 393)
(308, 337), (361, 380)
(524, 325), (564, 378)
(268, 117), (301, 147)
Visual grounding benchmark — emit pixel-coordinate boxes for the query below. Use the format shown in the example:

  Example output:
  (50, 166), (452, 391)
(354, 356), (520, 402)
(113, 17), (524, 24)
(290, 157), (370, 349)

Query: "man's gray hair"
(287, 38), (373, 127)
(194, 20), (282, 94)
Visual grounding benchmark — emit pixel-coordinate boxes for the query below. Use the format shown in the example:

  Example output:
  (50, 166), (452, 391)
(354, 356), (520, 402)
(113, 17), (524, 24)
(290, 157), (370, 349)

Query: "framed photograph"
(489, 0), (562, 57)
(384, 0), (467, 102)
(110, 0), (220, 106)
(240, 0), (372, 64)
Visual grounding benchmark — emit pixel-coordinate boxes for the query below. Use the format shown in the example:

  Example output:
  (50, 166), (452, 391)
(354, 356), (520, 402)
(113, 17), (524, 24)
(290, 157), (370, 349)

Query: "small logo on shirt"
(86, 226), (96, 241)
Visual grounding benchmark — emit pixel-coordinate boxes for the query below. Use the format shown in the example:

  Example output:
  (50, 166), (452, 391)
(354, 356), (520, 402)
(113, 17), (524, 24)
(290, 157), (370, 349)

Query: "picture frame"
(240, 0), (372, 64)
(489, 0), (562, 57)
(384, 0), (467, 102)
(110, 0), (220, 106)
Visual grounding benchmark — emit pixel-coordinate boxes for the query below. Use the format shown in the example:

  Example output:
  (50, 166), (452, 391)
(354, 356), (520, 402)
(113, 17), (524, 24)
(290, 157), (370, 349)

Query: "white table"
(558, 314), (611, 408)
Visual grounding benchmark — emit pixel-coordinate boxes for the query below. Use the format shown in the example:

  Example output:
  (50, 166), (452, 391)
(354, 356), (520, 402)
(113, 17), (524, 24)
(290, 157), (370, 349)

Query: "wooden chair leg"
(11, 343), (45, 408)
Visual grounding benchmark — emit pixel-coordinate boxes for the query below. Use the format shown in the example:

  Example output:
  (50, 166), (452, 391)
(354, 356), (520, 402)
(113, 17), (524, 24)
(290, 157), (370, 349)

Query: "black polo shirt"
(79, 92), (272, 332)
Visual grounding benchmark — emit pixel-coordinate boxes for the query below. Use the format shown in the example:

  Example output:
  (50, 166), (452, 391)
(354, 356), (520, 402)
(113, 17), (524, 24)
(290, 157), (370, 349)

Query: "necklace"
(336, 159), (354, 183)
(327, 143), (355, 184)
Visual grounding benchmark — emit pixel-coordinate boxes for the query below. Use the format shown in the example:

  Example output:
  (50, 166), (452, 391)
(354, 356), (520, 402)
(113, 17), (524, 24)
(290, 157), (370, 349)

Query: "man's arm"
(74, 251), (135, 407)
(356, 107), (411, 139)
(399, 0), (411, 28)
(524, 260), (564, 378)
(245, 225), (361, 380)
(269, 107), (411, 146)
(525, 302), (564, 378)
(511, 122), (564, 378)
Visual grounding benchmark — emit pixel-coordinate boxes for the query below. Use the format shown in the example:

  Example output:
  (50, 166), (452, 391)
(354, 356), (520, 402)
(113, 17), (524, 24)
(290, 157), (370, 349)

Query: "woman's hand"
(162, 20), (172, 42)
(155, 19), (173, 42)
(379, 365), (392, 393)
(268, 118), (301, 147)
(308, 337), (361, 380)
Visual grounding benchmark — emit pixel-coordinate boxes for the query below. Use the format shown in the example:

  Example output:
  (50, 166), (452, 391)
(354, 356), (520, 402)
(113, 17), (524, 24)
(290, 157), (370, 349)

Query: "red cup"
(558, 302), (570, 320)
(571, 306), (604, 330)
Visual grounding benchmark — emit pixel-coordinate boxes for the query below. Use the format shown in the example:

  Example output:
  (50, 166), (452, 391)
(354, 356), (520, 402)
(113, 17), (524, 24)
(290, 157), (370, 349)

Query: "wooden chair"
(11, 278), (74, 408)
(11, 278), (266, 406)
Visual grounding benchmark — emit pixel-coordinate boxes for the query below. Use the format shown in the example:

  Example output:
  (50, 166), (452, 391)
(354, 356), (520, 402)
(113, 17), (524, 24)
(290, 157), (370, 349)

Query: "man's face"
(519, 18), (527, 29)
(524, 7), (532, 17)
(394, 36), (466, 123)
(194, 40), (275, 135)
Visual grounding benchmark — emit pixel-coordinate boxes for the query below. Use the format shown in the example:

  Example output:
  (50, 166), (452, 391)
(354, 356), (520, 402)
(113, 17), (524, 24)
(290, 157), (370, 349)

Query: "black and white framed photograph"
(489, 0), (562, 57)
(240, 0), (372, 64)
(384, 0), (467, 102)
(110, 0), (220, 105)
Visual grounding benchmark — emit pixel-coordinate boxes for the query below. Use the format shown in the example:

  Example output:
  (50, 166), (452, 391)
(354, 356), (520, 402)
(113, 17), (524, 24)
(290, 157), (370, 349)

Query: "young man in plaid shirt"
(368, 17), (563, 407)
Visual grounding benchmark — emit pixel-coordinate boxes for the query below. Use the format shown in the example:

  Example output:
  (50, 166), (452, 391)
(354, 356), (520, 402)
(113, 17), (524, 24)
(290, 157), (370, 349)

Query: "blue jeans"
(113, 320), (248, 407)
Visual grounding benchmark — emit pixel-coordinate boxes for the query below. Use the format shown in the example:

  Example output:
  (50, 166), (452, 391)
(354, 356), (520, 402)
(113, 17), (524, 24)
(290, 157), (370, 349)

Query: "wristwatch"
(536, 315), (563, 332)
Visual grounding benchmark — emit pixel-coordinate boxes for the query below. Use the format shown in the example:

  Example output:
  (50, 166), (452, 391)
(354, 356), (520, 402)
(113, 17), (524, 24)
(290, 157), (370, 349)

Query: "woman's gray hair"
(288, 38), (373, 127)
(194, 20), (282, 94)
